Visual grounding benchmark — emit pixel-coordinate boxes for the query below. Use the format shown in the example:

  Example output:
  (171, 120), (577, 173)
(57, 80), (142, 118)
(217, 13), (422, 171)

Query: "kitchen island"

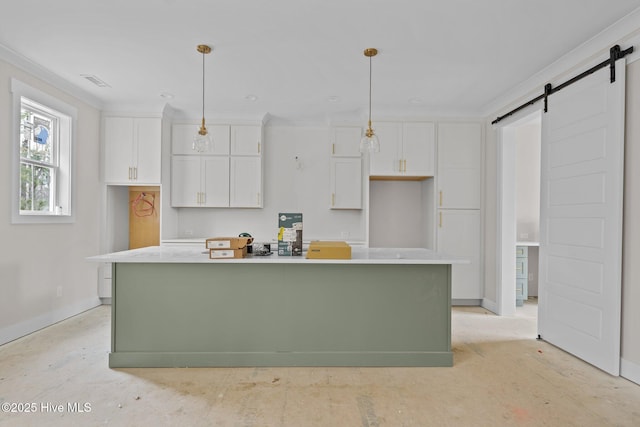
(88, 246), (467, 368)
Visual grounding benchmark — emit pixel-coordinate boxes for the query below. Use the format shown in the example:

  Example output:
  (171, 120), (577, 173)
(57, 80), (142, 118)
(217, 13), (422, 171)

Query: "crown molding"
(0, 42), (103, 110)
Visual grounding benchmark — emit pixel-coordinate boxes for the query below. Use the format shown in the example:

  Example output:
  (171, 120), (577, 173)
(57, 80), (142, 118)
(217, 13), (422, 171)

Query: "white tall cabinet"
(330, 126), (362, 209)
(436, 122), (483, 302)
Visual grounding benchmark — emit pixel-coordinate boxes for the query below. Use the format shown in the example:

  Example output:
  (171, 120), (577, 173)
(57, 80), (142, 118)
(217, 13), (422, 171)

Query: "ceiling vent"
(80, 74), (111, 88)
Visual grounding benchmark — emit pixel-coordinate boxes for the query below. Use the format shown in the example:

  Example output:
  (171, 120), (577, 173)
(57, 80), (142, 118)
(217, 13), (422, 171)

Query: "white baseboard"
(0, 297), (101, 346)
(621, 358), (640, 386)
(482, 298), (498, 314)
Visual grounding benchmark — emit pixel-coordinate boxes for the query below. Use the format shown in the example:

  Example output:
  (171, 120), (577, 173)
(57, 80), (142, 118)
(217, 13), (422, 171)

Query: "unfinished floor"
(0, 301), (638, 426)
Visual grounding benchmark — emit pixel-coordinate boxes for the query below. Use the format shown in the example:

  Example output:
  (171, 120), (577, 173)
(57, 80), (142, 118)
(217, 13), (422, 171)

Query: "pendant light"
(360, 48), (380, 153)
(193, 44), (212, 153)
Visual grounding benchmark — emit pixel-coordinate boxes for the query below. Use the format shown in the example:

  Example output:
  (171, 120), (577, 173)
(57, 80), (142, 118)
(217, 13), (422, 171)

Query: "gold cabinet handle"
(403, 159), (407, 172)
(257, 142), (261, 154)
(332, 143), (335, 155)
(128, 167), (132, 180)
(439, 191), (443, 207)
(399, 159), (402, 172)
(257, 192), (261, 206)
(331, 193), (335, 207)
(439, 212), (442, 228)
(134, 167), (137, 180)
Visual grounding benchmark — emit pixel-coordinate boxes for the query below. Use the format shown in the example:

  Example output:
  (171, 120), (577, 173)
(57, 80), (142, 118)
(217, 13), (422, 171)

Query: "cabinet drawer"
(516, 258), (528, 279)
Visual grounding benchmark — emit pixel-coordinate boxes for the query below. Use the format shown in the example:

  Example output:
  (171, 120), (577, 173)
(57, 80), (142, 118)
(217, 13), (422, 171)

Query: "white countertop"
(516, 241), (540, 247)
(87, 246), (470, 265)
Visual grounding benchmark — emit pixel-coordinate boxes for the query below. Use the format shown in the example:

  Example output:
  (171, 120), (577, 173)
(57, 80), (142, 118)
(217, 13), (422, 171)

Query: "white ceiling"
(2, 0), (640, 123)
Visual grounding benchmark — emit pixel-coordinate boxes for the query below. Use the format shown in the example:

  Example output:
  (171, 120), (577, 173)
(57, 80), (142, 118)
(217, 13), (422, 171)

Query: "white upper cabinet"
(369, 121), (435, 177)
(170, 122), (263, 208)
(330, 157), (362, 209)
(331, 126), (362, 157)
(230, 156), (262, 208)
(104, 116), (161, 184)
(231, 125), (262, 155)
(171, 156), (229, 207)
(403, 122), (435, 176)
(172, 123), (230, 155)
(369, 122), (402, 175)
(437, 122), (482, 209)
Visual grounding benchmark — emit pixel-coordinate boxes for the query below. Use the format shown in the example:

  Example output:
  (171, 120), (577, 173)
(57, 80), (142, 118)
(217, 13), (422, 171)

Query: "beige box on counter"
(209, 247), (248, 259)
(306, 241), (352, 260)
(205, 237), (252, 250)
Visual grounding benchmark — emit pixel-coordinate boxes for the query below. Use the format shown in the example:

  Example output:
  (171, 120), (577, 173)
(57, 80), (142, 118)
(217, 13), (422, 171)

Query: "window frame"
(11, 78), (77, 224)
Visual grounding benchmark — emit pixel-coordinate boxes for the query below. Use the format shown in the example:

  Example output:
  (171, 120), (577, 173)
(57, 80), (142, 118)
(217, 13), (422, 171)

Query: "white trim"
(621, 358), (640, 386)
(483, 8), (640, 119)
(0, 297), (101, 346)
(0, 43), (103, 110)
(11, 78), (78, 224)
(493, 110), (542, 316)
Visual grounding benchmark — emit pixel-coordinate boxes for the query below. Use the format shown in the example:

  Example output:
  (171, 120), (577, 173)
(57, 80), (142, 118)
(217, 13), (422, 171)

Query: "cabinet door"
(202, 156), (230, 207)
(134, 118), (161, 183)
(437, 209), (481, 299)
(369, 122), (402, 175)
(331, 126), (362, 157)
(403, 122), (435, 176)
(172, 124), (230, 155)
(230, 156), (262, 207)
(330, 157), (362, 209)
(104, 117), (134, 183)
(231, 125), (261, 155)
(171, 156), (201, 207)
(437, 122), (482, 209)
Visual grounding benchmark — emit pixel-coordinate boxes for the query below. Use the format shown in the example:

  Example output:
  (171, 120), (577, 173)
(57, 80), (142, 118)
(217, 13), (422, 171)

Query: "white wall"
(168, 126), (366, 244)
(368, 180), (434, 248)
(0, 59), (102, 345)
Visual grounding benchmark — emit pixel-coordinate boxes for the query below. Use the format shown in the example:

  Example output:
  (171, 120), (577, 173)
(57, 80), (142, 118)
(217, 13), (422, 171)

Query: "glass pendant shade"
(193, 125), (212, 153)
(360, 128), (380, 153)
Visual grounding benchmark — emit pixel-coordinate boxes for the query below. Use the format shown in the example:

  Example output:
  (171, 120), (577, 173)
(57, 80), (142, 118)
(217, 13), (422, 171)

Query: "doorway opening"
(496, 109), (541, 316)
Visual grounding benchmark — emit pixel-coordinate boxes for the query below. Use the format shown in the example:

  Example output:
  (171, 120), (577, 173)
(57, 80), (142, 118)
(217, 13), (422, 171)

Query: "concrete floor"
(1, 300), (639, 426)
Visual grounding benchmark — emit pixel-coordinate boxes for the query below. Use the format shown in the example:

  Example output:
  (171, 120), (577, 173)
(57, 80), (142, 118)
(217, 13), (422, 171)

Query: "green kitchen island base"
(98, 248), (456, 368)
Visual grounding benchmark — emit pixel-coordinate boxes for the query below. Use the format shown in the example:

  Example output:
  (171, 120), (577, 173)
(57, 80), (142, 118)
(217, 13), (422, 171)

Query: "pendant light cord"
(201, 50), (205, 121)
(368, 54), (372, 126)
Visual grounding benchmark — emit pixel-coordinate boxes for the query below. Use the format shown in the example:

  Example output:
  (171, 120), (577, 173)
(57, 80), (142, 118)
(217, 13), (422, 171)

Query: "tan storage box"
(209, 247), (247, 259)
(306, 241), (352, 259)
(205, 237), (252, 250)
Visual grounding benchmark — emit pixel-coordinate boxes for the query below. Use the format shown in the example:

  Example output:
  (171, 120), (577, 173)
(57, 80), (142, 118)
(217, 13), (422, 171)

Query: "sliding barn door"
(538, 60), (625, 375)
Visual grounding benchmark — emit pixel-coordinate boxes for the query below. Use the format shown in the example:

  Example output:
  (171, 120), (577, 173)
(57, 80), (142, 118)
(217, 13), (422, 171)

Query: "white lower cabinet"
(171, 156), (229, 207)
(330, 157), (362, 209)
(437, 209), (481, 300)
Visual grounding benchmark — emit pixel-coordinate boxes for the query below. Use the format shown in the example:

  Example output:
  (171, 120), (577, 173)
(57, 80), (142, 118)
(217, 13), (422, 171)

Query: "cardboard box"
(205, 237), (252, 250)
(306, 241), (352, 259)
(209, 247), (247, 259)
(278, 213), (303, 256)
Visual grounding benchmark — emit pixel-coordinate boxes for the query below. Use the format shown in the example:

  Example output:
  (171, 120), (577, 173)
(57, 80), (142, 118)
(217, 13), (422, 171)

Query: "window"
(11, 79), (76, 224)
